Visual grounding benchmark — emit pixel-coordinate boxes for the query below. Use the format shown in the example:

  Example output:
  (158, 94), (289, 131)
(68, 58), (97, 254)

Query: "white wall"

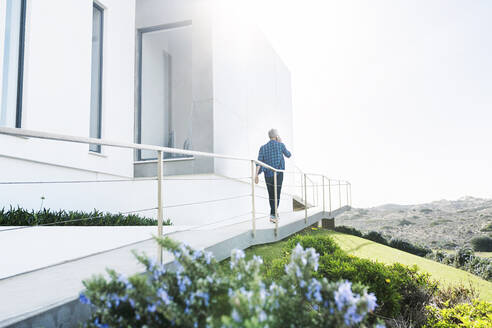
(211, 2), (295, 204)
(0, 1), (6, 102)
(0, 0), (136, 178)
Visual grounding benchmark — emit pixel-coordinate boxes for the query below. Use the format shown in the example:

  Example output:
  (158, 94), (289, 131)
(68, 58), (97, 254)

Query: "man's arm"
(282, 143), (292, 158)
(255, 147), (264, 183)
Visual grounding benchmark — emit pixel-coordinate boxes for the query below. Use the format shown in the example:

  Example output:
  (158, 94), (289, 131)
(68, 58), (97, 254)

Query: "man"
(255, 129), (292, 223)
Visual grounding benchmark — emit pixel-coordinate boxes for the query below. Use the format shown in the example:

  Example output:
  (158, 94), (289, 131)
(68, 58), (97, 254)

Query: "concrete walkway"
(0, 226), (191, 280)
(0, 206), (349, 328)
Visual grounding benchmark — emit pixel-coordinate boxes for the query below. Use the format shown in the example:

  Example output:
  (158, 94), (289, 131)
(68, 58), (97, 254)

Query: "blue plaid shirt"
(257, 140), (292, 177)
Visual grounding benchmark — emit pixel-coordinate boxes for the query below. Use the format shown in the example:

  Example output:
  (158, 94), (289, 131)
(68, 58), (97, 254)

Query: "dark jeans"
(265, 172), (283, 216)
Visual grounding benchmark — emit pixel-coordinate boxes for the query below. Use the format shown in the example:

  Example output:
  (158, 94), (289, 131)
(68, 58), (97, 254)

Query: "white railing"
(0, 126), (351, 263)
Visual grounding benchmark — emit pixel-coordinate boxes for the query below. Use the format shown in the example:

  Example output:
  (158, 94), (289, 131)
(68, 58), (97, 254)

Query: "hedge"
(0, 206), (169, 226)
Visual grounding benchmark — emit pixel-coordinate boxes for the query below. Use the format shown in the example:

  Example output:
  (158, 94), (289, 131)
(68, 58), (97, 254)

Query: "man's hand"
(276, 136), (282, 143)
(255, 175), (259, 184)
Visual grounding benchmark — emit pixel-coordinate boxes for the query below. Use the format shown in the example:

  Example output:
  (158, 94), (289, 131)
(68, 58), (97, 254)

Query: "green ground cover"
(243, 229), (492, 302)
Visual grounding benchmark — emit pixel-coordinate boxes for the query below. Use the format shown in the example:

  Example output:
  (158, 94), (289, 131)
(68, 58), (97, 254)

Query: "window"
(0, 0), (26, 128)
(89, 3), (104, 152)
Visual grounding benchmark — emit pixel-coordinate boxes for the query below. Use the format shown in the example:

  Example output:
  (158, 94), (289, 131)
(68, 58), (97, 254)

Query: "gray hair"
(268, 129), (279, 139)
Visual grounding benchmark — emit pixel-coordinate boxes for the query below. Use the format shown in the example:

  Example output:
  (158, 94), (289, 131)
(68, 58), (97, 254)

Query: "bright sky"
(244, 0), (492, 207)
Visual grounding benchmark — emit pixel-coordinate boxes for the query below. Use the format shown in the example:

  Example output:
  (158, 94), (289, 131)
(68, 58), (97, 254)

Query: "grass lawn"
(243, 229), (492, 302)
(477, 252), (492, 258)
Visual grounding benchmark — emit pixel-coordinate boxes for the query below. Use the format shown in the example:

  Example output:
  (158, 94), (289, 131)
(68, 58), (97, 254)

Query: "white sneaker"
(269, 215), (278, 223)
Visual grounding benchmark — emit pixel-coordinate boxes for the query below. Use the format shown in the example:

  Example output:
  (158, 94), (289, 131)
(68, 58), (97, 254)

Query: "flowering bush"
(80, 237), (384, 327)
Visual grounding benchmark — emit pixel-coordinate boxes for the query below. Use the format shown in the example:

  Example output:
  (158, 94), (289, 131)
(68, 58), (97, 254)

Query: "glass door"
(137, 23), (193, 160)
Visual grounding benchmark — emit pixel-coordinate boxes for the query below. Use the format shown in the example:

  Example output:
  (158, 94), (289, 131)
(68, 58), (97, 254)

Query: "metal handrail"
(0, 127), (279, 172)
(0, 126), (352, 260)
(0, 127), (350, 182)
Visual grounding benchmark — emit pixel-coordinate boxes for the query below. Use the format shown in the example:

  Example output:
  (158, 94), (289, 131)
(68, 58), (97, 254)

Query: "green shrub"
(333, 225), (363, 237)
(425, 300), (492, 328)
(398, 219), (414, 226)
(427, 247), (492, 281)
(0, 206), (167, 226)
(442, 242), (458, 249)
(432, 283), (479, 309)
(470, 236), (492, 252)
(481, 222), (492, 232)
(286, 234), (341, 255)
(389, 264), (438, 327)
(430, 219), (453, 227)
(363, 231), (388, 245)
(316, 252), (402, 317)
(453, 246), (475, 267)
(389, 238), (432, 257)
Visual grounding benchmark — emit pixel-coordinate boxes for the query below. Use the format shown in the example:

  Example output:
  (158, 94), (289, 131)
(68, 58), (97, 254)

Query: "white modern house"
(0, 1), (351, 327)
(0, 0), (295, 220)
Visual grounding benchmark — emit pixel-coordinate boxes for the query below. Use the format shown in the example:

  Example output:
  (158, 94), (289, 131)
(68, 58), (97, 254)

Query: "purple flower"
(148, 259), (156, 271)
(253, 255), (263, 265)
(93, 317), (108, 328)
(196, 291), (210, 306)
(204, 251), (213, 264)
(344, 304), (364, 325)
(233, 249), (245, 260)
(334, 281), (354, 311)
(308, 279), (323, 302)
(366, 292), (377, 312)
(192, 250), (203, 260)
(230, 249), (245, 269)
(79, 293), (91, 305)
(231, 309), (241, 323)
(296, 266), (302, 278)
(147, 304), (157, 313)
(158, 288), (172, 305)
(177, 275), (192, 293)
